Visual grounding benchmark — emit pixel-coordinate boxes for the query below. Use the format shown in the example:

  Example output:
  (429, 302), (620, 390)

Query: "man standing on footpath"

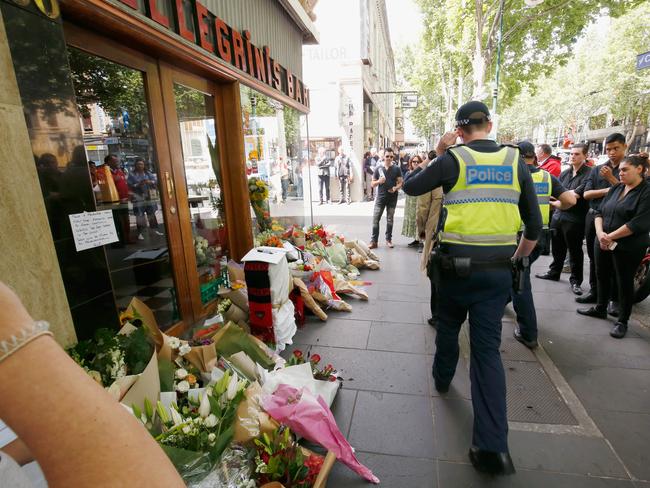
(334, 146), (352, 204)
(536, 143), (591, 295)
(316, 147), (331, 205)
(404, 101), (541, 476)
(512, 141), (576, 349)
(536, 144), (562, 177)
(578, 132), (627, 310)
(363, 148), (377, 201)
(369, 147), (402, 249)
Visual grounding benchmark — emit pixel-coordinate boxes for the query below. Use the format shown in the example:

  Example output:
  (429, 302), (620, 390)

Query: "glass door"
(160, 67), (229, 320)
(65, 42), (191, 331)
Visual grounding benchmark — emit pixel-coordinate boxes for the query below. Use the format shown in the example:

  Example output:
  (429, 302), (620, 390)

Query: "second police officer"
(403, 101), (542, 476)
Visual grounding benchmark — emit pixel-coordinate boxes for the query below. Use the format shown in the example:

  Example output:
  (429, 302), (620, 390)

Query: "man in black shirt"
(369, 147), (402, 248)
(578, 132), (627, 306)
(536, 144), (591, 295)
(316, 147), (331, 205)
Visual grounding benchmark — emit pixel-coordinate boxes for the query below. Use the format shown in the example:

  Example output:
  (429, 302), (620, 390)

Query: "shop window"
(68, 47), (182, 329)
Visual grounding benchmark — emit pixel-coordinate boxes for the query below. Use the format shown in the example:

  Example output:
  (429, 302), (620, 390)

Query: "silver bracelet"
(0, 321), (53, 363)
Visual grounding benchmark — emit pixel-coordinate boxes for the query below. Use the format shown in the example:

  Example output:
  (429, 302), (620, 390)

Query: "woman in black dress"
(577, 153), (650, 338)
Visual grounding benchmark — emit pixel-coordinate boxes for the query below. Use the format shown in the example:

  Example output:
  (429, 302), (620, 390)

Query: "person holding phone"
(369, 147), (402, 248)
(577, 153), (650, 338)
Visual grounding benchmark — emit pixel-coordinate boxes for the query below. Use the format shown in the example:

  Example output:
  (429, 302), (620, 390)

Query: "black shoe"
(427, 317), (438, 329)
(469, 447), (516, 476)
(535, 272), (560, 281)
(571, 284), (583, 295)
(318, 201), (324, 206)
(432, 367), (449, 393)
(513, 327), (538, 349)
(576, 306), (607, 319)
(407, 240), (419, 248)
(576, 291), (597, 304)
(608, 301), (620, 318)
(610, 321), (627, 339)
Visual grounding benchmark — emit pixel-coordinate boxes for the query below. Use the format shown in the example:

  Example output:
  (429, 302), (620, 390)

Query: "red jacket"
(538, 156), (561, 178)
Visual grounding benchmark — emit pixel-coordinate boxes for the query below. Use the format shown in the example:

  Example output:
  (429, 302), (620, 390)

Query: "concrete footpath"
(284, 202), (650, 488)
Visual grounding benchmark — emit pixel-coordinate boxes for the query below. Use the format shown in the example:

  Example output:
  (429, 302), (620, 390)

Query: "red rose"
(310, 354), (321, 364)
(328, 375), (337, 382)
(293, 350), (303, 359)
(326, 364), (334, 370)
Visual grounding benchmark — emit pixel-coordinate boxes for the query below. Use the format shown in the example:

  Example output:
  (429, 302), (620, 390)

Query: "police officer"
(403, 101), (542, 476)
(511, 141), (576, 349)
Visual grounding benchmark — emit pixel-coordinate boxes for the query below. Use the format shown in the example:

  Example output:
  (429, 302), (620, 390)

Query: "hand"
(600, 166), (618, 185)
(378, 176), (386, 184)
(598, 232), (613, 249)
(436, 131), (458, 155)
(388, 186), (395, 193)
(550, 200), (562, 210)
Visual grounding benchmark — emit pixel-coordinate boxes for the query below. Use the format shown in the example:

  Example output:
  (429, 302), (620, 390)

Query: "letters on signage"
(117, 0), (310, 109)
(534, 182), (549, 195)
(466, 166), (513, 185)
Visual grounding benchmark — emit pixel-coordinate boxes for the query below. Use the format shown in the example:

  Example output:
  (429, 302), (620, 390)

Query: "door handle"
(165, 171), (175, 199)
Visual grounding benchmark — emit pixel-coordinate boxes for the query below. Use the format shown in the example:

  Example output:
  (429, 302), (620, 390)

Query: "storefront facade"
(0, 0), (318, 343)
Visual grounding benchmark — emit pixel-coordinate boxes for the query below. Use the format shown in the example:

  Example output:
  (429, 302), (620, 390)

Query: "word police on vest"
(534, 182), (550, 194)
(466, 166), (513, 185)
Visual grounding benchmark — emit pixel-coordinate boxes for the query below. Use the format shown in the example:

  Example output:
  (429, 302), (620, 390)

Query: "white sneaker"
(154, 230), (164, 236)
(138, 233), (144, 240)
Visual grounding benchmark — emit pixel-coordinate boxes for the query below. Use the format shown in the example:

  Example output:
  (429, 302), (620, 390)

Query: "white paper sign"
(69, 210), (119, 251)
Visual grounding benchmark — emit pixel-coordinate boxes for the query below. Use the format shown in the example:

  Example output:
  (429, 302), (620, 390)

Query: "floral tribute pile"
(66, 296), (379, 487)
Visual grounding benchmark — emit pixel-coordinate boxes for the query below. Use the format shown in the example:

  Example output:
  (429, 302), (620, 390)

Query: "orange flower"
(186, 374), (197, 386)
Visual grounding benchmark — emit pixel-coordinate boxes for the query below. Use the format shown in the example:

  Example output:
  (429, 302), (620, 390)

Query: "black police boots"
(469, 447), (516, 475)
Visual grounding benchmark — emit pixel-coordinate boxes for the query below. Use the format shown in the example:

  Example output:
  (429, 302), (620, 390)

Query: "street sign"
(401, 94), (418, 108)
(637, 51), (650, 70)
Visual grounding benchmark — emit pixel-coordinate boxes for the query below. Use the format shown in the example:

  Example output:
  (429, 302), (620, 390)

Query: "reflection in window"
(173, 84), (229, 304)
(68, 47), (181, 330)
(240, 86), (312, 233)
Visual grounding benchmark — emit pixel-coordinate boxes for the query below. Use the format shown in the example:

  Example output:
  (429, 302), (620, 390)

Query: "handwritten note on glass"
(69, 210), (119, 251)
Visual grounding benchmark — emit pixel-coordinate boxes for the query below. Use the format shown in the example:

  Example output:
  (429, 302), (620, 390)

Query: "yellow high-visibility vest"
(531, 170), (551, 228)
(441, 145), (521, 247)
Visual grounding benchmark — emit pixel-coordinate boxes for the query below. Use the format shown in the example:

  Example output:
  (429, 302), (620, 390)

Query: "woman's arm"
(0, 282), (184, 488)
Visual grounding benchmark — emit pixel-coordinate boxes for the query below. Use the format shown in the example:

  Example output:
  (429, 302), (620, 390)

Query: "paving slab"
(327, 453), (437, 488)
(284, 344), (432, 395)
(557, 365), (650, 414)
(378, 283), (430, 302)
(590, 408), (650, 481)
(292, 318), (371, 349)
(348, 390), (435, 458)
(438, 461), (634, 488)
(367, 321), (433, 354)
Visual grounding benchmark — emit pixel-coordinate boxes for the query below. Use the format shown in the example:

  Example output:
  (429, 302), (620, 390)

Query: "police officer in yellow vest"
(511, 141), (576, 349)
(404, 101), (542, 476)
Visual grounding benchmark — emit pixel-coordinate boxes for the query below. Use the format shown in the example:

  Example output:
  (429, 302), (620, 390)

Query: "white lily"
(199, 393), (211, 418)
(204, 414), (218, 428)
(178, 343), (191, 356)
(168, 337), (181, 349)
(170, 407), (184, 426)
(208, 433), (216, 443)
(175, 368), (188, 380)
(226, 373), (239, 400)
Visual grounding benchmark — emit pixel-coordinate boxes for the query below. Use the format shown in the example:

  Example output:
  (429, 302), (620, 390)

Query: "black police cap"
(516, 140), (536, 158)
(455, 101), (491, 127)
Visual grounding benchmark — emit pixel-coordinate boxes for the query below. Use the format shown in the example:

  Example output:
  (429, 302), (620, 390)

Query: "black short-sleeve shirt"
(584, 161), (621, 211)
(596, 179), (650, 250)
(554, 164), (591, 223)
(373, 164), (402, 199)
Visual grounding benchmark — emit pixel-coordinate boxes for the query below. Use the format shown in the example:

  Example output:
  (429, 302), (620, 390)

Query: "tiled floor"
(284, 209), (650, 487)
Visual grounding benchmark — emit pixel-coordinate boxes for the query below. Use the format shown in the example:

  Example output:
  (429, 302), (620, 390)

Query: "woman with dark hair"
(578, 153), (650, 338)
(401, 154), (423, 247)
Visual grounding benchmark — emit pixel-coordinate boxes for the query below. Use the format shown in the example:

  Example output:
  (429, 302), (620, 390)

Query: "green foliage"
(403, 0), (643, 138)
(500, 3), (650, 142)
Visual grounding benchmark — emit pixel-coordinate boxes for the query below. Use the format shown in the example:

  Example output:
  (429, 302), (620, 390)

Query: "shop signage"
(637, 51), (650, 71)
(401, 94), (418, 108)
(116, 0), (310, 109)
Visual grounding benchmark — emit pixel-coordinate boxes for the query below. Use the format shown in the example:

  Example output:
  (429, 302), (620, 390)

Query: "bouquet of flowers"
(305, 224), (327, 246)
(67, 327), (153, 387)
(256, 231), (285, 248)
(286, 350), (338, 383)
(253, 426), (324, 487)
(144, 370), (248, 484)
(288, 259), (314, 279)
(248, 177), (272, 232)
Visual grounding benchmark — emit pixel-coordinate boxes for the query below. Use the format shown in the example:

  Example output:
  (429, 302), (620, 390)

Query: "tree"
(404, 0), (643, 138)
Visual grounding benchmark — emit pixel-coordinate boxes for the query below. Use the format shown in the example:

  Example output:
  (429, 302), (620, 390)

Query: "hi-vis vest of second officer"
(441, 144), (522, 247)
(531, 170), (551, 228)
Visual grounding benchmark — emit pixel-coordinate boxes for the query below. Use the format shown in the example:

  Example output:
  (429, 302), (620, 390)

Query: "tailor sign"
(117, 0), (310, 109)
(637, 51), (650, 71)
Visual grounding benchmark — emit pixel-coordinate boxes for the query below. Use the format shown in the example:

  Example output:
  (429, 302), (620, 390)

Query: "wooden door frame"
(159, 64), (253, 324)
(63, 23), (194, 332)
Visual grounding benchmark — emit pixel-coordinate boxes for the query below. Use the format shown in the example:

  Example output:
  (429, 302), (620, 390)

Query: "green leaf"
(158, 357), (176, 392)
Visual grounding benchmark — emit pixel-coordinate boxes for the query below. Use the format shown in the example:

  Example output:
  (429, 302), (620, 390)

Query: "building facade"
(0, 0), (318, 344)
(302, 0), (396, 202)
